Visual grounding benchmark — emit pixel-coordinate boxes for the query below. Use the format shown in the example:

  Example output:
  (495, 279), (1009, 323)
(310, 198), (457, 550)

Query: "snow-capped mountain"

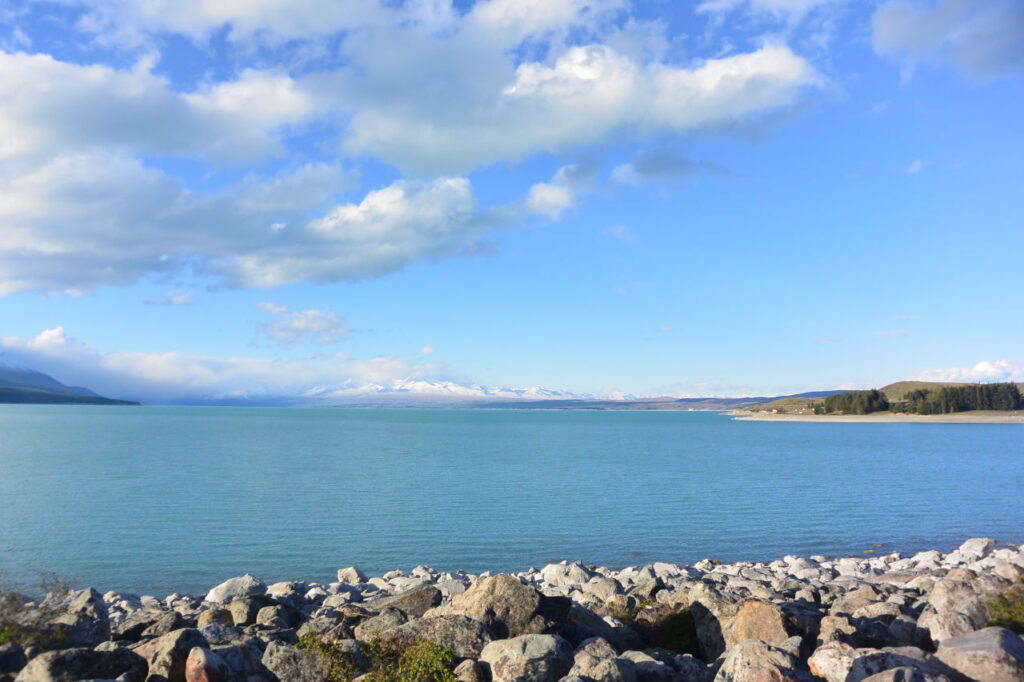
(305, 379), (637, 405)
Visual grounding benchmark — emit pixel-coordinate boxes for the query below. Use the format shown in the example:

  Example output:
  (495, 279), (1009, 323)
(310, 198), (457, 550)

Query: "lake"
(1, 405), (1021, 597)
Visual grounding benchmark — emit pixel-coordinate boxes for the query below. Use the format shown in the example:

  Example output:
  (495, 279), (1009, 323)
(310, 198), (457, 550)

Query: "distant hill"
(744, 381), (1024, 414)
(0, 363), (140, 405)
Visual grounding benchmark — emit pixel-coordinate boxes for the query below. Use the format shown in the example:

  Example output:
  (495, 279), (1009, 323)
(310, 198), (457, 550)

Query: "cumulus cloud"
(421, 345), (434, 355)
(915, 359), (1024, 383)
(254, 302), (351, 348)
(0, 2), (827, 296)
(339, 42), (822, 174)
(0, 154), (513, 294)
(873, 0), (1024, 79)
(0, 52), (311, 167)
(0, 327), (444, 403)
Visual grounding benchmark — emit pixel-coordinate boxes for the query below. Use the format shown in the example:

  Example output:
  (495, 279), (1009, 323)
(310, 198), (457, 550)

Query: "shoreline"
(731, 409), (1024, 423)
(6, 538), (1024, 681)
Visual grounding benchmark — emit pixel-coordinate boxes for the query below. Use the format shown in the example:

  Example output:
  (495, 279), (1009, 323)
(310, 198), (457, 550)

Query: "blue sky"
(0, 0), (1022, 403)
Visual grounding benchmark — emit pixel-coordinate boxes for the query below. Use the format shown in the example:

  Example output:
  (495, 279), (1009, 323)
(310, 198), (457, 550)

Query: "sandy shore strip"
(731, 410), (1024, 423)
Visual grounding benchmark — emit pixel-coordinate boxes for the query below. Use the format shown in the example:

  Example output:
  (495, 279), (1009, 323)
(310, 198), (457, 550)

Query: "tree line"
(811, 383), (1022, 415)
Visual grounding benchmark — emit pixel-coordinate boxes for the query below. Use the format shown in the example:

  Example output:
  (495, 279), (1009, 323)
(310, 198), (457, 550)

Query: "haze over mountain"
(0, 361), (139, 405)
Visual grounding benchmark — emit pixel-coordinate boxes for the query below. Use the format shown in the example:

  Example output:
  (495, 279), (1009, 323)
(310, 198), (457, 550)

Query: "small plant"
(363, 636), (458, 682)
(0, 571), (75, 650)
(298, 632), (458, 682)
(297, 632), (359, 682)
(985, 577), (1024, 634)
(606, 597), (651, 624)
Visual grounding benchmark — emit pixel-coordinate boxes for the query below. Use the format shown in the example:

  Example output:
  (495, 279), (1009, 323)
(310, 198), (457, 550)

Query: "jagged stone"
(935, 626), (1024, 682)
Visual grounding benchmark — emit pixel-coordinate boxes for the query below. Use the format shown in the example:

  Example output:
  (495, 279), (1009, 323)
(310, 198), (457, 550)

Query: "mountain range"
(0, 363), (140, 405)
(0, 361), (845, 409)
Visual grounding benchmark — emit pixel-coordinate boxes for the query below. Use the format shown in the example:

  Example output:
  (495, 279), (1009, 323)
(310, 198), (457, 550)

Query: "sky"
(0, 0), (1022, 403)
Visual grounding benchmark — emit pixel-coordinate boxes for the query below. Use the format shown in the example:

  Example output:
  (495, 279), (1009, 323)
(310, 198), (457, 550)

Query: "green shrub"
(986, 578), (1024, 634)
(298, 632), (458, 682)
(0, 572), (75, 650)
(364, 637), (458, 682)
(296, 632), (359, 682)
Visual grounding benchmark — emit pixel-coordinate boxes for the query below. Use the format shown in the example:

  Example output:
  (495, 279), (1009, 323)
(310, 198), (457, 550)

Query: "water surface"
(1, 406), (1021, 596)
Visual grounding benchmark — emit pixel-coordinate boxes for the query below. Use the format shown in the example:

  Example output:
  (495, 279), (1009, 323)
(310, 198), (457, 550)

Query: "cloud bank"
(0, 0), (826, 296)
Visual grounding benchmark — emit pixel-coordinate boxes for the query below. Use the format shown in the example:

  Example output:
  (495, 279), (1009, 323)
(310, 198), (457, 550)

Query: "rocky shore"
(2, 538), (1023, 682)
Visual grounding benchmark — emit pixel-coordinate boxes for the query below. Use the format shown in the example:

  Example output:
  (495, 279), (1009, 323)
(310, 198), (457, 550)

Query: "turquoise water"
(0, 405), (1022, 596)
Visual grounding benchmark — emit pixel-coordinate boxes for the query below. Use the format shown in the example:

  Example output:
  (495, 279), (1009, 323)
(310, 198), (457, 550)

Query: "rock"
(337, 567), (367, 584)
(0, 643), (27, 676)
(52, 588), (110, 648)
(713, 639), (799, 682)
(132, 628), (208, 682)
(935, 626), (1024, 682)
(255, 605), (292, 629)
(927, 580), (988, 628)
(260, 640), (331, 682)
(618, 650), (675, 682)
(205, 576), (266, 605)
(688, 585), (742, 661)
(116, 609), (184, 642)
(439, 575), (553, 639)
(228, 598), (262, 627)
(956, 539), (996, 563)
(184, 647), (231, 682)
(848, 647), (950, 682)
(212, 637), (275, 681)
(13, 647), (146, 682)
(365, 585), (442, 618)
(917, 611), (976, 646)
(196, 609), (233, 629)
(353, 606), (408, 641)
(380, 615), (495, 659)
(568, 638), (636, 682)
(454, 658), (488, 682)
(725, 600), (798, 649)
(197, 624), (242, 646)
(818, 615), (858, 647)
(480, 634), (573, 682)
(141, 611), (190, 640)
(859, 668), (950, 681)
(809, 641), (859, 682)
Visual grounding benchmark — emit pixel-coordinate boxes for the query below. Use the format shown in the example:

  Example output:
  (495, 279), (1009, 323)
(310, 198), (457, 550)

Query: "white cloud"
(915, 359), (1024, 383)
(26, 326), (69, 349)
(0, 4), (826, 297)
(254, 302), (351, 348)
(526, 182), (576, 219)
(906, 159), (924, 174)
(0, 153), (513, 294)
(421, 345), (434, 355)
(0, 327), (444, 403)
(146, 290), (193, 306)
(873, 0), (1024, 79)
(338, 43), (822, 175)
(0, 52), (309, 167)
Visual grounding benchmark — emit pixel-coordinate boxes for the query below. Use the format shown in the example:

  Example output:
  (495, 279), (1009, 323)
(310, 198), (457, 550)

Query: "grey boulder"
(480, 634), (574, 682)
